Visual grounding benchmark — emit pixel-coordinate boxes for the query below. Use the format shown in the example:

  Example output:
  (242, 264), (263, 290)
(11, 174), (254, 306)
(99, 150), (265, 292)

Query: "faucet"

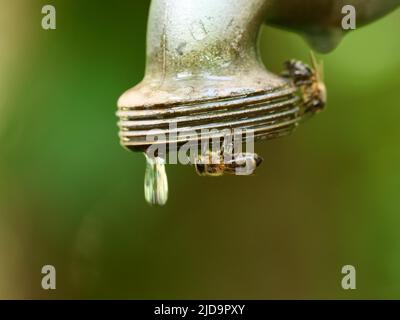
(116, 0), (399, 205)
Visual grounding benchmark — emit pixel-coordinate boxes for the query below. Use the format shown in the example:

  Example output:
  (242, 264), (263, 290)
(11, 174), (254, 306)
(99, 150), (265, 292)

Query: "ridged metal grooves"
(117, 87), (302, 150)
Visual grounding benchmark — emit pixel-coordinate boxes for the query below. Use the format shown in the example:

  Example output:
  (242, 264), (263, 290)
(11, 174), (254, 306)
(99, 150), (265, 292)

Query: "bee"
(195, 151), (263, 176)
(283, 52), (327, 114)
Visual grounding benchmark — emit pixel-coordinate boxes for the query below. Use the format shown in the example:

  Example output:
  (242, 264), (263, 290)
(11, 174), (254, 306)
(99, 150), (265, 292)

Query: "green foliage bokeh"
(0, 0), (399, 299)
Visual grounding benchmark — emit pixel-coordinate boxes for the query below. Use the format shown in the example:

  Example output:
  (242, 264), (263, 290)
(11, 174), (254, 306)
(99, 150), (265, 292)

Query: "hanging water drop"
(144, 154), (168, 206)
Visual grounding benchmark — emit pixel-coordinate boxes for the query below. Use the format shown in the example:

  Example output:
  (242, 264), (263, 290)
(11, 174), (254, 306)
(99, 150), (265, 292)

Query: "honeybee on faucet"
(195, 150), (263, 177)
(283, 52), (327, 114)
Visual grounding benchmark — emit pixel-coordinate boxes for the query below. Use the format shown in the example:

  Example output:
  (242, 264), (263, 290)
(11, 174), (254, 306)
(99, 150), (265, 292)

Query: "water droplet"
(144, 154), (168, 206)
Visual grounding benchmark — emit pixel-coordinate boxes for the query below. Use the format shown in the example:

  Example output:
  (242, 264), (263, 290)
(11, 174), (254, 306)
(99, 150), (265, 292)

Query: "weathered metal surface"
(266, 0), (400, 52)
(118, 0), (301, 151)
(117, 0), (399, 150)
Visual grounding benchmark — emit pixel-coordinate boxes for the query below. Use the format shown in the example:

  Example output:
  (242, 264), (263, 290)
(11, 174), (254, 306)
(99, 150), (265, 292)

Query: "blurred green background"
(0, 0), (399, 299)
